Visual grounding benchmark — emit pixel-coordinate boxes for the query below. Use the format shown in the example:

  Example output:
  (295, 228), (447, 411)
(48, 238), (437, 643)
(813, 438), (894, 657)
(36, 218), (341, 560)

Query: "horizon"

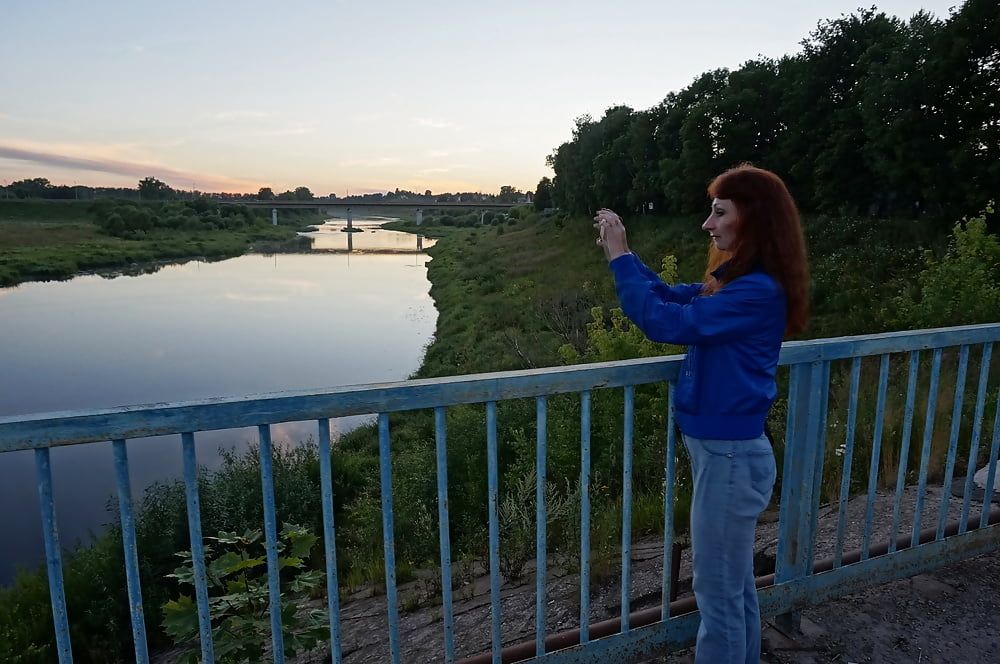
(0, 176), (525, 198)
(1, 1), (960, 195)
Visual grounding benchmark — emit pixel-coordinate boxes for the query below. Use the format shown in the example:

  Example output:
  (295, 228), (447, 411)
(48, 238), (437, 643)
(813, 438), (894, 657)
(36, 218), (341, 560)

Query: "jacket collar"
(712, 260), (766, 281)
(711, 261), (731, 280)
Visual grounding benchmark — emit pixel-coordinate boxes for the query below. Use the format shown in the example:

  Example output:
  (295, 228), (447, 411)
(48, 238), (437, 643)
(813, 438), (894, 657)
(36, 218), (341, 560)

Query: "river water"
(0, 219), (437, 583)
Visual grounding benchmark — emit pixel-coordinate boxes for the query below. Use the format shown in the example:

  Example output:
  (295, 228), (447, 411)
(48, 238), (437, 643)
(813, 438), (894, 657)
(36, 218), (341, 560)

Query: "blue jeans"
(683, 433), (776, 664)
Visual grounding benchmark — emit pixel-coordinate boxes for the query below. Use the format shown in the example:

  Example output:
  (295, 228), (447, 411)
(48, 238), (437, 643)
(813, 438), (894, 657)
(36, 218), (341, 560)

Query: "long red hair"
(702, 165), (810, 335)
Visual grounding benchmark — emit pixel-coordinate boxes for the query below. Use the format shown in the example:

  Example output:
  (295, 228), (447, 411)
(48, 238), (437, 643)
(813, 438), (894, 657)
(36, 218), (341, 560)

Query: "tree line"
(542, 1), (999, 219)
(2, 178), (533, 205)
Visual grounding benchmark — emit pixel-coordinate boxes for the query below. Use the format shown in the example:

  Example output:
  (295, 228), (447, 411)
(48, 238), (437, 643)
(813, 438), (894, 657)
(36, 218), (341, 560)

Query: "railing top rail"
(778, 322), (999, 364)
(1, 323), (998, 452)
(0, 355), (682, 451)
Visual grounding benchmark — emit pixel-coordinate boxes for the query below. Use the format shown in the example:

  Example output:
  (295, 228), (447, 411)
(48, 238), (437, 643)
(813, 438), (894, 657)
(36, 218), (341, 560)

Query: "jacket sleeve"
(612, 253), (703, 305)
(610, 253), (779, 345)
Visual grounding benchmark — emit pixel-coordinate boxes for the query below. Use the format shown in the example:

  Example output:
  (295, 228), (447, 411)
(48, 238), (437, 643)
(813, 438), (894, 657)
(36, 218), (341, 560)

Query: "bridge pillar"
(415, 209), (423, 226)
(347, 207), (353, 231)
(271, 208), (278, 226)
(480, 210), (486, 225)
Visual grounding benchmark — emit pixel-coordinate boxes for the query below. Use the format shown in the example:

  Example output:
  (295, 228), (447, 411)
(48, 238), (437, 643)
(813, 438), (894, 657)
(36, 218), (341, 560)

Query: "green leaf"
(288, 569), (325, 593)
(212, 551), (265, 576)
(167, 565), (195, 586)
(287, 530), (318, 560)
(278, 556), (304, 570)
(280, 600), (298, 624)
(161, 595), (199, 640)
(211, 530), (240, 545)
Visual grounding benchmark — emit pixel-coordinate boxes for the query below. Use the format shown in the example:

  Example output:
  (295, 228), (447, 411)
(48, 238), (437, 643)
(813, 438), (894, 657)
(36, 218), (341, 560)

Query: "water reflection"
(300, 217), (435, 254)
(0, 221), (436, 582)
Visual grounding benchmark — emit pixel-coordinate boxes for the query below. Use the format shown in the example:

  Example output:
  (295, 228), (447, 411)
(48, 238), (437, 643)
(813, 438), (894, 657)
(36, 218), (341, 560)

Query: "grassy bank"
(0, 200), (320, 287)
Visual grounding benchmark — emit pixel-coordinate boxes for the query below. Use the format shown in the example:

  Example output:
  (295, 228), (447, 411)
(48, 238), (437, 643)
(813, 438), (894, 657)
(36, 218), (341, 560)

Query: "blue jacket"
(608, 252), (786, 440)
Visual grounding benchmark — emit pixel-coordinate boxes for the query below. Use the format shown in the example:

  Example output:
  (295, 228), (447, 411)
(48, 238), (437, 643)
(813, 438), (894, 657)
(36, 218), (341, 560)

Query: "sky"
(0, 1), (962, 196)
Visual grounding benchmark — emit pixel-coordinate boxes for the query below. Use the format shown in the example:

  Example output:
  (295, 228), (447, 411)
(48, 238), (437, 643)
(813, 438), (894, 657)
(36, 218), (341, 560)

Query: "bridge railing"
(2, 323), (999, 663)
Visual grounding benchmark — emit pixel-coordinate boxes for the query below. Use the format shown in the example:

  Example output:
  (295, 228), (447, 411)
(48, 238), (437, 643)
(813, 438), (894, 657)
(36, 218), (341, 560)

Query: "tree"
(544, 3), (997, 220)
(11, 177), (51, 199)
(497, 185), (523, 203)
(533, 177), (554, 211)
(294, 186), (314, 201)
(497, 184), (524, 203)
(257, 187), (274, 200)
(138, 177), (174, 201)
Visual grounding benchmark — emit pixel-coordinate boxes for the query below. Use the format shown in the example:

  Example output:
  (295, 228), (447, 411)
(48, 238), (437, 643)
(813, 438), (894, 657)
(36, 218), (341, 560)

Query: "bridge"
(232, 199), (524, 226)
(1, 323), (998, 663)
(238, 200), (522, 209)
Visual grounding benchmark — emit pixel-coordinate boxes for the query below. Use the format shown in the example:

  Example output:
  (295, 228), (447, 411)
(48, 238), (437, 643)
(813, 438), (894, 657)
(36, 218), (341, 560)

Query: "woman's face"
(702, 198), (739, 251)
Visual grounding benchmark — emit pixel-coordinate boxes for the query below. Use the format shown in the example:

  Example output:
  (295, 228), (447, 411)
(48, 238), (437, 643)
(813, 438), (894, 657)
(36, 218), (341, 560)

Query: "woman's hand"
(593, 208), (630, 262)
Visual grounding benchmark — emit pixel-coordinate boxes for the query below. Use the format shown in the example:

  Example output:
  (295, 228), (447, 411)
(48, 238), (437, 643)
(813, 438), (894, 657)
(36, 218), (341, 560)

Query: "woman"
(595, 164), (809, 664)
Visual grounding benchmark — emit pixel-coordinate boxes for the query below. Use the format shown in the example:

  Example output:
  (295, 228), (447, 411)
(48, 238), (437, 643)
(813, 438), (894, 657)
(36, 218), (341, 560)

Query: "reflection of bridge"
(234, 199), (521, 226)
(305, 227), (429, 254)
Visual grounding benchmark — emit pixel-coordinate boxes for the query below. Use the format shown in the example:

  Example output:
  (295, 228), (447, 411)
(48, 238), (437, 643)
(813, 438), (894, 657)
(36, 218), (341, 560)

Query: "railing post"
(774, 361), (829, 635)
(34, 448), (73, 663)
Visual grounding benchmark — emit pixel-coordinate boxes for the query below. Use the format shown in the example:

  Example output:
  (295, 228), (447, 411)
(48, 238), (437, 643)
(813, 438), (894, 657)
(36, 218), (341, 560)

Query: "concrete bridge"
(231, 199), (523, 227)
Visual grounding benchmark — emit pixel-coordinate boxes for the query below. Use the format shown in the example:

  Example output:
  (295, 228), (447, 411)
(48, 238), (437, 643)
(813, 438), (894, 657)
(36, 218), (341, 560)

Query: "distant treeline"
(542, 1), (999, 218)
(2, 177), (532, 205)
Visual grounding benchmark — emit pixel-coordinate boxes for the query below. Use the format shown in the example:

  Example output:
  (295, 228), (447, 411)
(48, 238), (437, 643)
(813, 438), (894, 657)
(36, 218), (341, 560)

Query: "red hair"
(702, 165), (810, 335)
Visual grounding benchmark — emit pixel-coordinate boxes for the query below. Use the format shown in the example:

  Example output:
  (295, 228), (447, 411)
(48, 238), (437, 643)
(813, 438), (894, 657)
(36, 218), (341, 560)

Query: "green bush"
(88, 200), (268, 238)
(892, 207), (1000, 328)
(162, 524), (327, 663)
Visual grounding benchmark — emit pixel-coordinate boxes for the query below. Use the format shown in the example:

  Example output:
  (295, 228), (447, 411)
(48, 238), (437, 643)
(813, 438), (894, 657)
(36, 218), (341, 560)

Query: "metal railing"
(2, 323), (999, 663)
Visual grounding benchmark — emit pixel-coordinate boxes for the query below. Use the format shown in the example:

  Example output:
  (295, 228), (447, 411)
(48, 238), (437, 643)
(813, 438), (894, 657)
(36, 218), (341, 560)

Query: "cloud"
(258, 124), (313, 137)
(414, 118), (459, 130)
(339, 156), (403, 168)
(0, 144), (259, 192)
(352, 112), (391, 124)
(212, 110), (274, 121)
(426, 147), (481, 158)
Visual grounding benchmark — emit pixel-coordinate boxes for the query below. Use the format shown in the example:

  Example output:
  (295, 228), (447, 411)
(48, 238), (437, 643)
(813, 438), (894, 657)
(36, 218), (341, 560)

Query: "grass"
(0, 200), (316, 287)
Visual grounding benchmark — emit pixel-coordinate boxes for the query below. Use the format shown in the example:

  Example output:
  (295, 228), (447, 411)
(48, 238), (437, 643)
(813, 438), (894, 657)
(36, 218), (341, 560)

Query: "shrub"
(162, 524), (327, 664)
(498, 468), (576, 584)
(892, 207), (1000, 328)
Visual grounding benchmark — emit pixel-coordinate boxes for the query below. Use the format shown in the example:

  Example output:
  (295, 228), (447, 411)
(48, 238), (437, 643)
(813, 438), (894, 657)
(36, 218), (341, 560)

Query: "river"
(0, 218), (437, 583)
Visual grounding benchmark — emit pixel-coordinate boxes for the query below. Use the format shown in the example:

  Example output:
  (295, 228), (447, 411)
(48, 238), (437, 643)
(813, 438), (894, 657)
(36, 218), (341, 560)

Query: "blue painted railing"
(2, 323), (1000, 663)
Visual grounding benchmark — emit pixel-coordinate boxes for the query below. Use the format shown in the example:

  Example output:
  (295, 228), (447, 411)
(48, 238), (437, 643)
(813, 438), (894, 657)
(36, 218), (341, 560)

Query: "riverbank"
(0, 200), (320, 287)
